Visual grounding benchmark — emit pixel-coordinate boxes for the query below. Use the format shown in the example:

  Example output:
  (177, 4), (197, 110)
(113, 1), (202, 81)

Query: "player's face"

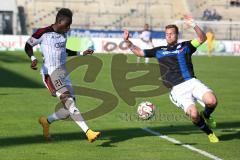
(165, 28), (178, 46)
(144, 24), (149, 30)
(58, 17), (72, 33)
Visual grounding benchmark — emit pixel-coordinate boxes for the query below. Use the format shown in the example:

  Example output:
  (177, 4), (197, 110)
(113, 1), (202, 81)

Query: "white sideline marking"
(142, 128), (222, 160)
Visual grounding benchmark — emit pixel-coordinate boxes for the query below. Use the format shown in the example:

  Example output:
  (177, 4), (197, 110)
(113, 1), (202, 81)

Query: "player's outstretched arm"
(184, 15), (207, 44)
(123, 29), (144, 57)
(25, 43), (38, 70)
(66, 49), (94, 56)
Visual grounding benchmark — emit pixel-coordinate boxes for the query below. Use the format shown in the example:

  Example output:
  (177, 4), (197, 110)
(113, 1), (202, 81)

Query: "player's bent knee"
(206, 99), (217, 107)
(205, 96), (218, 107)
(203, 92), (218, 107)
(60, 91), (71, 104)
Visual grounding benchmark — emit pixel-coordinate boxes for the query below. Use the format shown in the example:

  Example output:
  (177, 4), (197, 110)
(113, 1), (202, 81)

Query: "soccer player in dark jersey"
(123, 16), (219, 143)
(24, 8), (100, 142)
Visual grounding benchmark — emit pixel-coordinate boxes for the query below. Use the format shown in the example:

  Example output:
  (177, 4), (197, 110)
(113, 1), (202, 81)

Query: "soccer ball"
(137, 101), (156, 120)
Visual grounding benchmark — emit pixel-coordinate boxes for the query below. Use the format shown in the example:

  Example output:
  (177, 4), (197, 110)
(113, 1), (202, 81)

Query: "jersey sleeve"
(26, 28), (45, 46)
(143, 47), (160, 57)
(66, 49), (78, 56)
(184, 40), (197, 55)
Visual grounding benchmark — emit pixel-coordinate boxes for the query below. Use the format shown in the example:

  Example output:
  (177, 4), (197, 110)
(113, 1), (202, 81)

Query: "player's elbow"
(24, 43), (27, 52)
(25, 43), (30, 51)
(24, 43), (33, 55)
(199, 34), (207, 44)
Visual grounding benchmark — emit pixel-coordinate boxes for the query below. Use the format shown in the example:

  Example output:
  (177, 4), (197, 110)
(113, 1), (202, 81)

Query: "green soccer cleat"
(208, 133), (219, 143)
(86, 129), (101, 143)
(201, 111), (217, 129)
(38, 116), (50, 139)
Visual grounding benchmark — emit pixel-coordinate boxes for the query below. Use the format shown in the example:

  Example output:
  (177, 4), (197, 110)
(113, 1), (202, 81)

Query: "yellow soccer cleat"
(38, 116), (50, 139)
(208, 133), (219, 143)
(201, 111), (217, 129)
(86, 129), (101, 143)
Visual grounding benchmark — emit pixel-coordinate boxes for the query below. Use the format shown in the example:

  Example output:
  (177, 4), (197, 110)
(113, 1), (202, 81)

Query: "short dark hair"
(56, 8), (73, 22)
(165, 24), (179, 34)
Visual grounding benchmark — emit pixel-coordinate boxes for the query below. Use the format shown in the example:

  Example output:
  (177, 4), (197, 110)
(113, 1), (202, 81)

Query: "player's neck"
(167, 42), (177, 47)
(52, 24), (61, 33)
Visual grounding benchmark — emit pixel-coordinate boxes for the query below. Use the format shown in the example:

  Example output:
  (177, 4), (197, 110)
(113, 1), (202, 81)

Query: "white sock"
(47, 113), (58, 123)
(74, 120), (89, 133)
(65, 98), (89, 133)
(145, 58), (149, 64)
(47, 107), (70, 123)
(137, 57), (141, 63)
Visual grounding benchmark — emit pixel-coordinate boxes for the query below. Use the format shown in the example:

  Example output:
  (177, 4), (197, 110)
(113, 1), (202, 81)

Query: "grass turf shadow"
(0, 121), (239, 148)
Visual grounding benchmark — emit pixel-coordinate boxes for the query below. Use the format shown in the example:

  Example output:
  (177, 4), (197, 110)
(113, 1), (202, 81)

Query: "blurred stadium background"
(1, 1), (240, 160)
(0, 0), (240, 55)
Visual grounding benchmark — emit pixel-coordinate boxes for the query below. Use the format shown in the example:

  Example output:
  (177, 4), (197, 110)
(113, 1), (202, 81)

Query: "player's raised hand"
(31, 59), (38, 70)
(183, 14), (196, 28)
(123, 29), (130, 41)
(83, 49), (94, 55)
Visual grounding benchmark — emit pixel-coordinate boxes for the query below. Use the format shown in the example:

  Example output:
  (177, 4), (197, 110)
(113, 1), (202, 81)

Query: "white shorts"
(41, 73), (74, 98)
(169, 78), (212, 113)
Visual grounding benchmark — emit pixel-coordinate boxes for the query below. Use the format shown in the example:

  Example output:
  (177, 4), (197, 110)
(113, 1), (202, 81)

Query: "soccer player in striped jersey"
(123, 15), (219, 143)
(24, 8), (100, 142)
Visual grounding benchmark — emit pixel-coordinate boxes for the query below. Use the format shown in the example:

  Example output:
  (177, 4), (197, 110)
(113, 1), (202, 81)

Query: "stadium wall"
(0, 35), (240, 56)
(0, 0), (19, 35)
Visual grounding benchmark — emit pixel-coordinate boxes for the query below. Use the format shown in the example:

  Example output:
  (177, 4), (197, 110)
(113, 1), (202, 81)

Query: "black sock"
(204, 107), (215, 119)
(193, 116), (213, 135)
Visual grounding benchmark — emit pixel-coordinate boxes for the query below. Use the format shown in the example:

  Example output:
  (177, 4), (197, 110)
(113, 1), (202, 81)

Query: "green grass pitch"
(0, 51), (239, 160)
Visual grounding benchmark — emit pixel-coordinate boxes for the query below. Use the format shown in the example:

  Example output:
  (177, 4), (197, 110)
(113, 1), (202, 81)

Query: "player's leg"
(39, 91), (87, 138)
(185, 105), (208, 132)
(145, 57), (149, 64)
(207, 41), (211, 57)
(199, 91), (217, 129)
(59, 91), (88, 131)
(209, 41), (214, 57)
(143, 42), (153, 64)
(40, 74), (100, 142)
(170, 91), (212, 135)
(39, 74), (71, 138)
(202, 91), (217, 116)
(42, 74), (56, 97)
(46, 83), (78, 124)
(39, 87), (79, 137)
(59, 90), (101, 142)
(43, 74), (71, 122)
(59, 77), (89, 133)
(169, 81), (218, 143)
(59, 76), (100, 142)
(186, 105), (219, 143)
(45, 83), (76, 125)
(186, 105), (212, 134)
(137, 57), (141, 63)
(38, 74), (63, 139)
(192, 79), (217, 128)
(47, 107), (70, 123)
